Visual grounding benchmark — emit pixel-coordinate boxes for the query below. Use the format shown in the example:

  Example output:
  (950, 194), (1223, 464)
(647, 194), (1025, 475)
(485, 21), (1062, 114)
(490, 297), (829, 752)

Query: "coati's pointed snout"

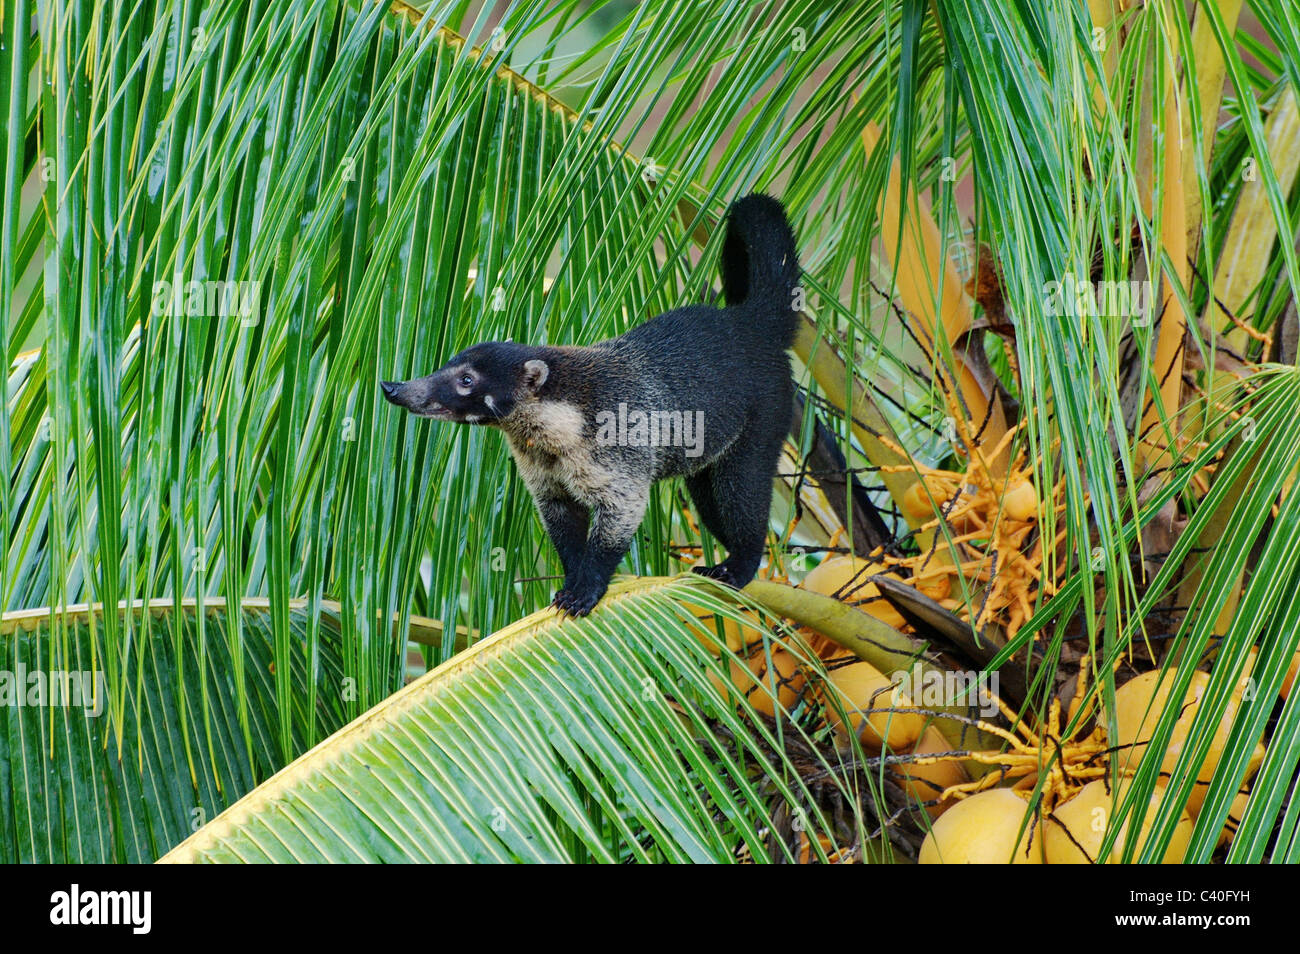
(379, 377), (447, 417)
(380, 378), (433, 411)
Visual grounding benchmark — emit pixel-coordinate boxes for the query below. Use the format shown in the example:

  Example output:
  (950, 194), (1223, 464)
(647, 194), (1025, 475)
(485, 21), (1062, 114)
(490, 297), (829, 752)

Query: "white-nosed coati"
(382, 193), (800, 616)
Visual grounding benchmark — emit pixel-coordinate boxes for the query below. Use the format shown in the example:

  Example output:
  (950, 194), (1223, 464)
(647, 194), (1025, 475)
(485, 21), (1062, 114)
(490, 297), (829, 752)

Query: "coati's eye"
(459, 374), (474, 388)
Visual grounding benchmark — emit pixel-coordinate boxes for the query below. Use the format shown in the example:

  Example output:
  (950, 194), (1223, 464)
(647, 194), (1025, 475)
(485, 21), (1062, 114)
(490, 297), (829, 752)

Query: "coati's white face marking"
(450, 364), (477, 396)
(441, 361), (503, 420)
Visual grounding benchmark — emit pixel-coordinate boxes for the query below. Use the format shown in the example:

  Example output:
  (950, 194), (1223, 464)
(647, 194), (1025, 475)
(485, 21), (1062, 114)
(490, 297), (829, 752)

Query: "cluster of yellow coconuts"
(686, 552), (1288, 864)
(688, 555), (970, 822)
(919, 662), (1272, 863)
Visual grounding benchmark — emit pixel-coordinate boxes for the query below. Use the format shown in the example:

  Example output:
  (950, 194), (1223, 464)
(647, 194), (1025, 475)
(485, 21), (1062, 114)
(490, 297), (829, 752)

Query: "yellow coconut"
(918, 788), (1044, 864)
(1217, 786), (1251, 849)
(1249, 739), (1266, 776)
(707, 647), (805, 718)
(1001, 480), (1038, 522)
(1045, 780), (1192, 864)
(680, 600), (766, 656)
(821, 657), (925, 750)
(802, 556), (907, 629)
(890, 726), (969, 818)
(913, 570), (952, 602)
(1114, 666), (1259, 815)
(1203, 743), (1265, 850)
(1179, 738), (1267, 820)
(900, 482), (939, 522)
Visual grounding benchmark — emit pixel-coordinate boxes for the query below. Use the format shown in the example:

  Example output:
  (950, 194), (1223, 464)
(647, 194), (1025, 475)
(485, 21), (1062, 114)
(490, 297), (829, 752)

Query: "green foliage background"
(2, 0), (1298, 862)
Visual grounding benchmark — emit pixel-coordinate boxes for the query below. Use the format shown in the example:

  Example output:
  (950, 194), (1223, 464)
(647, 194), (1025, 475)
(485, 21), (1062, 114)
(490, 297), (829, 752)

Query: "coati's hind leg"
(684, 472), (730, 551)
(689, 422), (784, 588)
(553, 479), (651, 617)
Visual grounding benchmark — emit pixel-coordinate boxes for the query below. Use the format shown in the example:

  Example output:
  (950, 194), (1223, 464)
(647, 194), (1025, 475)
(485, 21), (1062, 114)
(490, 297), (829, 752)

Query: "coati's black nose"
(380, 380), (401, 402)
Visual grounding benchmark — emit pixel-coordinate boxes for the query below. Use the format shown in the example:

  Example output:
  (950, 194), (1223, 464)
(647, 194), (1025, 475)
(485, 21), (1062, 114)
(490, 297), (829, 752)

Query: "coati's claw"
(552, 586), (602, 617)
(691, 563), (745, 587)
(552, 585), (576, 616)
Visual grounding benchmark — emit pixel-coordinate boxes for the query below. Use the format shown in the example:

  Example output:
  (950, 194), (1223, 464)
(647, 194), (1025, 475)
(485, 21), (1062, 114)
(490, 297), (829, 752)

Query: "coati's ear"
(522, 359), (549, 393)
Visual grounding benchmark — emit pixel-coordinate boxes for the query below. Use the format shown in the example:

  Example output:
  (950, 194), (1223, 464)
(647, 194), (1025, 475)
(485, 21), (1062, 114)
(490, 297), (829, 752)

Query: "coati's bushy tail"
(720, 192), (801, 346)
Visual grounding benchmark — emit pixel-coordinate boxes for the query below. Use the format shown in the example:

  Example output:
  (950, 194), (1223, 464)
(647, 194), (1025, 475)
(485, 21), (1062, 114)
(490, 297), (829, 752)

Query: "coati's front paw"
(691, 561), (754, 589)
(552, 582), (607, 617)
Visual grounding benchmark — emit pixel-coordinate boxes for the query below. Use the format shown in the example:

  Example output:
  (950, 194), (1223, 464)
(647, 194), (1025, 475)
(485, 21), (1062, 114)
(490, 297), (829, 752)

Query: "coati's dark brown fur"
(382, 193), (801, 615)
